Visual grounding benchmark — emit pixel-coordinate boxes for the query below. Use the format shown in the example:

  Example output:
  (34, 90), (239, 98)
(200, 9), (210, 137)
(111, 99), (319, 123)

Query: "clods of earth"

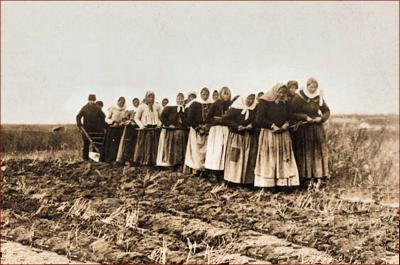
(1, 159), (399, 264)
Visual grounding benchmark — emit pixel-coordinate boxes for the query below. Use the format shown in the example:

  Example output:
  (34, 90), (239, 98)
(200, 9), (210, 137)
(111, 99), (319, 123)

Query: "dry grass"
(1, 124), (81, 152)
(149, 237), (169, 264)
(326, 125), (398, 191)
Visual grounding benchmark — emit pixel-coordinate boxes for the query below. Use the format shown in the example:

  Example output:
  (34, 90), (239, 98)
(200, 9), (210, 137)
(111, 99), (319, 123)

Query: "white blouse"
(106, 105), (127, 124)
(134, 103), (162, 128)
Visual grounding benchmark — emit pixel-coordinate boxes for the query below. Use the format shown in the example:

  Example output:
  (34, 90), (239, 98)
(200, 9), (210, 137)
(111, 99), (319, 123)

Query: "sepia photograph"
(1, 1), (399, 264)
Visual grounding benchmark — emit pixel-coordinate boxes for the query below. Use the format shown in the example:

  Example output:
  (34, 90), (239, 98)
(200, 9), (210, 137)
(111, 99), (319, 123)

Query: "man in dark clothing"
(76, 94), (106, 160)
(95, 100), (108, 130)
(95, 100), (104, 109)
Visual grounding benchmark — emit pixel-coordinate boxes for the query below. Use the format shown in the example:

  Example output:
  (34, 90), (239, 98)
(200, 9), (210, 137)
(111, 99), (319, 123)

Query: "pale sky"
(2, 1), (399, 124)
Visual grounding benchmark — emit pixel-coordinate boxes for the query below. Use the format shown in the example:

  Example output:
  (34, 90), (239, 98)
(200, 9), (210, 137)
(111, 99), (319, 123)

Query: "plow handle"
(79, 127), (101, 153)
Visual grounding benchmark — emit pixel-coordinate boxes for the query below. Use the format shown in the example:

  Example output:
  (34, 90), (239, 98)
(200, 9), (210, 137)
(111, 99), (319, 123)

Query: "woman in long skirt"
(156, 93), (189, 167)
(116, 98), (140, 163)
(133, 91), (162, 166)
(254, 83), (299, 188)
(222, 93), (258, 184)
(205, 87), (232, 173)
(289, 77), (330, 186)
(184, 87), (213, 174)
(102, 96), (127, 162)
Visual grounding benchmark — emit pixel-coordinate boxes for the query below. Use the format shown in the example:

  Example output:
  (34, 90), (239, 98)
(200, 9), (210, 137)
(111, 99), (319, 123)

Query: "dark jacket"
(221, 108), (256, 134)
(160, 106), (187, 128)
(206, 99), (232, 126)
(255, 99), (289, 129)
(289, 90), (330, 122)
(186, 101), (212, 129)
(76, 103), (106, 132)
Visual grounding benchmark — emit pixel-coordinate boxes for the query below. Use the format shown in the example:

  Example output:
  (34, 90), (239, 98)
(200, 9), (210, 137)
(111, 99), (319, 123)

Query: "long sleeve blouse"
(160, 106), (187, 128)
(206, 99), (232, 126)
(134, 103), (162, 129)
(255, 99), (289, 129)
(186, 101), (212, 129)
(221, 108), (256, 133)
(289, 90), (330, 122)
(106, 106), (127, 125)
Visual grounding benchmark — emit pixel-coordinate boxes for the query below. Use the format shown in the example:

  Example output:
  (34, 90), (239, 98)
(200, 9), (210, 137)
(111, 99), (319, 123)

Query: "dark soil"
(1, 159), (399, 264)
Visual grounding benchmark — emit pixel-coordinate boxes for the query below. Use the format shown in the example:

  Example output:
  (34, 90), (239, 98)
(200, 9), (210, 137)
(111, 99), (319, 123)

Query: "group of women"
(96, 77), (330, 189)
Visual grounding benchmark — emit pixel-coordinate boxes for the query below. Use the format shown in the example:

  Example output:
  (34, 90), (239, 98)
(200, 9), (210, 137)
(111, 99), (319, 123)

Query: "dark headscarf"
(287, 80), (298, 89)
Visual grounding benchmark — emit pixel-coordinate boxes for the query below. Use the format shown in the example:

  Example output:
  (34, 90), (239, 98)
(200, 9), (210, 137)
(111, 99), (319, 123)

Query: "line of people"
(76, 77), (330, 189)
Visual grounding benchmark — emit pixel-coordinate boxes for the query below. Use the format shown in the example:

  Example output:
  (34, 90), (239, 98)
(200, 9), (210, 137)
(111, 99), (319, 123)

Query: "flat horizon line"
(1, 113), (399, 126)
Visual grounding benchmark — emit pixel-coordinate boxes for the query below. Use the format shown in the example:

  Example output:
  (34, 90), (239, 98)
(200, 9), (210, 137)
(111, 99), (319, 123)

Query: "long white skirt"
(157, 128), (171, 166)
(205, 125), (230, 171)
(184, 127), (208, 170)
(254, 129), (300, 187)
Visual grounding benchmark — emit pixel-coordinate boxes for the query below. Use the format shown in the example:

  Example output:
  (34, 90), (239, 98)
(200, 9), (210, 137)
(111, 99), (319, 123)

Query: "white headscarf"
(194, 97), (214, 104)
(230, 94), (257, 120)
(298, 77), (324, 106)
(193, 87), (214, 104)
(106, 100), (127, 124)
(109, 104), (126, 112)
(108, 97), (127, 113)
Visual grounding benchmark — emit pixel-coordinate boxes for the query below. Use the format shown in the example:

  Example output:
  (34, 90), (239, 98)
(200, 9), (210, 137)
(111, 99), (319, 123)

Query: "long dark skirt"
(292, 123), (329, 179)
(115, 125), (138, 162)
(224, 131), (258, 184)
(102, 126), (124, 162)
(156, 128), (189, 166)
(133, 129), (160, 166)
(254, 129), (299, 187)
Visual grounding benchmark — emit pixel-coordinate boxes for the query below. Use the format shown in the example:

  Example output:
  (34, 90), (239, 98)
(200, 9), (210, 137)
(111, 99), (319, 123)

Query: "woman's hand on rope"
(313, 117), (322, 123)
(271, 123), (281, 132)
(281, 122), (290, 130)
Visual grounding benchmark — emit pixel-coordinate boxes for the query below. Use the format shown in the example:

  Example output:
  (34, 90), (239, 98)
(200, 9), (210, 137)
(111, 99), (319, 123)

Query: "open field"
(1, 115), (399, 264)
(1, 115), (398, 153)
